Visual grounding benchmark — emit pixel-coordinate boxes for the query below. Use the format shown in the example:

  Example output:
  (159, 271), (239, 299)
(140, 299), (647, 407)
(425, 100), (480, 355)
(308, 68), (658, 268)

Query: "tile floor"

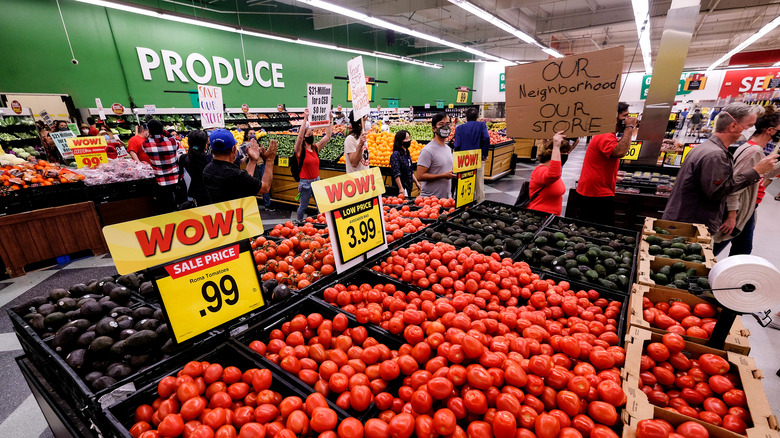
(1, 144), (779, 437)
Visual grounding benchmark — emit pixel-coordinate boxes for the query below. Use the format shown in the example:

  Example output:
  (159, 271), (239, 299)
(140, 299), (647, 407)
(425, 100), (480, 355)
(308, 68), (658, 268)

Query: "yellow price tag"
(153, 241), (265, 343)
(623, 141), (642, 161)
(332, 198), (385, 263)
(456, 91), (468, 104)
(681, 145), (696, 163)
(453, 150), (481, 173)
(67, 136), (109, 168)
(278, 157), (289, 167)
(456, 170), (476, 208)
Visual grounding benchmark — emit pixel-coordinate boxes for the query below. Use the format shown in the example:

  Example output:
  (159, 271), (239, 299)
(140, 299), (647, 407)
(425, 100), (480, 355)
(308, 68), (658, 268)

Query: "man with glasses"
(415, 113), (456, 199)
(663, 102), (777, 234)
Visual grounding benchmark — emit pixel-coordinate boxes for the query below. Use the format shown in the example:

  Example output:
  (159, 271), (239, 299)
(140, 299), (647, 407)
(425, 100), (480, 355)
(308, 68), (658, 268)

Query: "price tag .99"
(333, 198), (384, 263)
(151, 240), (265, 343)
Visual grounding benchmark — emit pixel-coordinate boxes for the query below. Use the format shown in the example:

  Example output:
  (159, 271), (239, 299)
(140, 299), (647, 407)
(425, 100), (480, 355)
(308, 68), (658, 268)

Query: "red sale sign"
(718, 68), (780, 98)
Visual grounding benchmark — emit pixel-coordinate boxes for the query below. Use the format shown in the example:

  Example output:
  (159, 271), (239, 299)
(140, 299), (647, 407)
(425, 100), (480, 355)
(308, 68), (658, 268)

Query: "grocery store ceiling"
(183, 0), (780, 71)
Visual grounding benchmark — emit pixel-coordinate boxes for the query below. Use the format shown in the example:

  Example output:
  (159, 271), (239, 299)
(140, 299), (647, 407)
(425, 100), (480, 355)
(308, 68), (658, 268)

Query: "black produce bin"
(546, 215), (641, 248)
(431, 216), (544, 260)
(233, 296), (402, 422)
(0, 181), (89, 215)
(101, 343), (316, 438)
(467, 200), (555, 226)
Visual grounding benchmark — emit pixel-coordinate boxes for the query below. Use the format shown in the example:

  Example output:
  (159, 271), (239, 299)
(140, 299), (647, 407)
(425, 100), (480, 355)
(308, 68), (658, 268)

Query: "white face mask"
(82, 129), (89, 134)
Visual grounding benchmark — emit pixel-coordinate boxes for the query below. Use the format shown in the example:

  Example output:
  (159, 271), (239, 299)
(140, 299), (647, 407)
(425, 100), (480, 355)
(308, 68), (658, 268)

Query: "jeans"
(297, 177), (319, 222)
(714, 210), (756, 256)
(257, 163), (271, 207)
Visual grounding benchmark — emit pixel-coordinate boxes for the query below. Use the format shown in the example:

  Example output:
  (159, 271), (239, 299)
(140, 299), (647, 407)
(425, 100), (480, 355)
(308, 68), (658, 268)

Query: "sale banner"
(103, 197), (263, 275)
(307, 83), (332, 128)
(718, 68), (780, 98)
(311, 167), (385, 212)
(453, 150), (481, 173)
(67, 136), (108, 168)
(198, 85), (224, 129)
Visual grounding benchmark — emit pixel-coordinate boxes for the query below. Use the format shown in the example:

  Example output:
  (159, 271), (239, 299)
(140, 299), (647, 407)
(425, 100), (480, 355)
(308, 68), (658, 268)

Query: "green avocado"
(687, 243), (703, 254)
(659, 265), (672, 276)
(645, 235), (663, 245)
(649, 245), (663, 255)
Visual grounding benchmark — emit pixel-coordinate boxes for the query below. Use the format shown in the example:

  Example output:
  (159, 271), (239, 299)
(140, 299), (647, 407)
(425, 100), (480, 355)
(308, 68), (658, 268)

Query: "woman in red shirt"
(294, 108), (332, 221)
(528, 131), (566, 215)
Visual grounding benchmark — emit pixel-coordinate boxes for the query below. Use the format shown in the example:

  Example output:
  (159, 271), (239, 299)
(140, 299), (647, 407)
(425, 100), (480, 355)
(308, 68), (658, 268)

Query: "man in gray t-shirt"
(416, 113), (455, 198)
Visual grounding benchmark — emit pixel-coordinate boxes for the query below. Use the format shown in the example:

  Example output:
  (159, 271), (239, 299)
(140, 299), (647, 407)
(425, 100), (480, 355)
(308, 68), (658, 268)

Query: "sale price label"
(333, 198), (384, 263)
(152, 241), (265, 343)
(66, 136), (108, 168)
(623, 141), (642, 161)
(278, 157), (289, 167)
(456, 170), (476, 208)
(453, 150), (480, 207)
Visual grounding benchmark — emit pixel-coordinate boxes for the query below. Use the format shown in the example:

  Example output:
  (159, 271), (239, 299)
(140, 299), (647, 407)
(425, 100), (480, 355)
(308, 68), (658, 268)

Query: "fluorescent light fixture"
(297, 0), (512, 63)
(71, 0), (441, 68)
(448, 0), (563, 57)
(631, 0), (653, 74)
(707, 15), (780, 71)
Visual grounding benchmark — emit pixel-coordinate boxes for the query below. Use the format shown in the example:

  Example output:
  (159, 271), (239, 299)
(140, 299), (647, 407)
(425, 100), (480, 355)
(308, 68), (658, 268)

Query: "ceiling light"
(631, 0), (652, 74)
(297, 0), (512, 63)
(72, 0), (441, 68)
(448, 0), (562, 57)
(707, 15), (780, 71)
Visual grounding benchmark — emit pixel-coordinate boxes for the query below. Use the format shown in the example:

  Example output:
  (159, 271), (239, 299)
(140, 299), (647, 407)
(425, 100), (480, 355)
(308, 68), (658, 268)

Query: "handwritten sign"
(198, 85), (224, 129)
(49, 130), (76, 160)
(96, 98), (106, 120)
(39, 110), (54, 128)
(103, 197), (263, 275)
(505, 46), (624, 139)
(67, 136), (109, 168)
(308, 83), (332, 128)
(347, 56), (370, 120)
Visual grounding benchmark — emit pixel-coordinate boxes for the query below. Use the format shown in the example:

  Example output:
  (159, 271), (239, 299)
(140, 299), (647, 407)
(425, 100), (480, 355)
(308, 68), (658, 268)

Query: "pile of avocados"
(16, 273), (177, 392)
(552, 220), (637, 247)
(645, 235), (707, 262)
(520, 230), (634, 291)
(425, 226), (523, 259)
(450, 211), (542, 236)
(650, 261), (710, 289)
(470, 204), (548, 225)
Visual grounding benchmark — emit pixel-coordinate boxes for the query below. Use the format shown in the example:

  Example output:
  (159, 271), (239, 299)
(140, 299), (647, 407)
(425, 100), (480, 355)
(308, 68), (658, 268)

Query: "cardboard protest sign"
(347, 56), (370, 120)
(308, 84), (332, 128)
(505, 46), (624, 139)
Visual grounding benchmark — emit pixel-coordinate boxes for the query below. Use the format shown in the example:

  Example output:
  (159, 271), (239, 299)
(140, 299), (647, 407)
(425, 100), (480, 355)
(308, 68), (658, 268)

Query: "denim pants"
(297, 177), (320, 221)
(714, 210), (756, 256)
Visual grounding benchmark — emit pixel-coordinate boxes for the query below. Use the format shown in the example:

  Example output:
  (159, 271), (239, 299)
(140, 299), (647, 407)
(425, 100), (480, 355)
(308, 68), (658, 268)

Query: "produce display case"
(0, 110), (46, 161)
(637, 254), (711, 289)
(564, 188), (670, 232)
(643, 217), (712, 244)
(484, 140), (515, 180)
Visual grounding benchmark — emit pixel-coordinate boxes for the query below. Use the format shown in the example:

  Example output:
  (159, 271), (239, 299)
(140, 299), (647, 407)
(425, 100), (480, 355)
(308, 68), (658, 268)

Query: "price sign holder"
(311, 167), (387, 273)
(278, 157), (289, 167)
(67, 136), (109, 168)
(452, 150), (481, 208)
(622, 141), (643, 161)
(149, 240), (265, 344)
(681, 143), (699, 164)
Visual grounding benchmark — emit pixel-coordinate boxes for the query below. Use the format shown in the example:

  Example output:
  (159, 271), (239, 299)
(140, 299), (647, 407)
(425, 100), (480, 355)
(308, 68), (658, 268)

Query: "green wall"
(0, 0), (474, 109)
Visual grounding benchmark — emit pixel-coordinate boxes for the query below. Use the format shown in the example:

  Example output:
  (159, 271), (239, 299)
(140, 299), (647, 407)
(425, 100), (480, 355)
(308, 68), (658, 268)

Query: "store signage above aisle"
(311, 167), (387, 273)
(684, 74), (707, 91)
(307, 83), (332, 128)
(150, 240), (264, 344)
(718, 68), (780, 98)
(49, 130), (75, 160)
(67, 136), (108, 168)
(10, 101), (22, 114)
(347, 56), (371, 119)
(198, 85), (224, 129)
(499, 73), (506, 92)
(103, 197), (263, 275)
(453, 150), (481, 208)
(111, 103), (124, 115)
(640, 73), (697, 99)
(505, 46), (623, 139)
(144, 105), (156, 115)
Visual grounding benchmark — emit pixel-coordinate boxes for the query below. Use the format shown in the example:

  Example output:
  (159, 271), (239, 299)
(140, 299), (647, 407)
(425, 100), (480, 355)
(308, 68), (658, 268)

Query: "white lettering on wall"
(136, 47), (283, 88)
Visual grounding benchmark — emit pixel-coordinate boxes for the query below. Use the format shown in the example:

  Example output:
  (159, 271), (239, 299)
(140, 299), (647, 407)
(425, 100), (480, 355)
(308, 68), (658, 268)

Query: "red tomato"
(466, 421), (493, 438)
(388, 413), (415, 438)
(338, 418), (365, 438)
(676, 421), (709, 438)
(708, 375), (734, 395)
(364, 419), (390, 438)
(433, 408), (457, 435)
(722, 389), (747, 408)
(158, 414), (185, 437)
(237, 423), (265, 438)
(135, 405), (154, 423)
(215, 425), (237, 438)
(463, 390), (488, 415)
(636, 419), (671, 438)
(129, 422), (152, 438)
(662, 333), (686, 354)
(698, 354), (729, 376)
(535, 413), (561, 438)
(698, 411), (723, 426)
(492, 410), (517, 438)
(646, 343), (670, 362)
(587, 401), (618, 426)
(414, 415), (436, 438)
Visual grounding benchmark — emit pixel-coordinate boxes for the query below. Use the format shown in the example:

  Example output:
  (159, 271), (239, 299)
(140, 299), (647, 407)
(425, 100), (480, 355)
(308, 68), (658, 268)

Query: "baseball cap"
(209, 129), (237, 152)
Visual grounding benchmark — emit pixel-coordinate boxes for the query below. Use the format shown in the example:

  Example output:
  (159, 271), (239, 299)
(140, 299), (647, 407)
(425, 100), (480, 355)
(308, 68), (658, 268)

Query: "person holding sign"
(453, 108), (489, 203)
(416, 113), (455, 199)
(295, 109), (333, 221)
(390, 130), (419, 196)
(575, 102), (636, 226)
(203, 129), (277, 205)
(344, 111), (369, 173)
(528, 131), (567, 215)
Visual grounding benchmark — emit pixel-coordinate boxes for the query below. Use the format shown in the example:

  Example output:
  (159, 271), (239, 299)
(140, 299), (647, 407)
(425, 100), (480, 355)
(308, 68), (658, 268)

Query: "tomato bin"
(621, 327), (777, 438)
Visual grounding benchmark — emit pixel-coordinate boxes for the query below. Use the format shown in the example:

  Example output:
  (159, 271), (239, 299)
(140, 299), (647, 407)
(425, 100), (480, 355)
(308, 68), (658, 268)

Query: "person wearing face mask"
(78, 124), (91, 137)
(56, 120), (70, 132)
(712, 111), (780, 256)
(390, 130), (420, 197)
(415, 113), (456, 199)
(663, 102), (778, 234)
(203, 129), (277, 205)
(128, 124), (151, 164)
(575, 102), (637, 226)
(295, 108), (332, 221)
(344, 111), (369, 173)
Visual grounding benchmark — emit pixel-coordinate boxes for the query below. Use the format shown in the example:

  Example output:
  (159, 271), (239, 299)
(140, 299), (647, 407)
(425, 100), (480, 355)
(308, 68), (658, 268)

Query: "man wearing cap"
(203, 129), (277, 205)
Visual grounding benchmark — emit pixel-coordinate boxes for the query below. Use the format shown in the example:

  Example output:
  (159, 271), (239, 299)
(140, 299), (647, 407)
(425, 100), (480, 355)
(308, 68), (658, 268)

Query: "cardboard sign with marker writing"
(505, 46), (624, 139)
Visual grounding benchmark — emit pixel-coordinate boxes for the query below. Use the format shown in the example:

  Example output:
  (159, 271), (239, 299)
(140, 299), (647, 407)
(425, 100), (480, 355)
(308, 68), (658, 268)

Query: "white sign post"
(198, 85), (224, 129)
(347, 56), (370, 120)
(95, 98), (106, 120)
(307, 83), (332, 128)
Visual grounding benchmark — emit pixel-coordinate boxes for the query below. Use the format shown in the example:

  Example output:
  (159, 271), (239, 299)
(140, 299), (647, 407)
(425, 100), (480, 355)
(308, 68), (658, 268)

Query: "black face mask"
(616, 119), (626, 132)
(304, 135), (315, 145)
(402, 141), (411, 148)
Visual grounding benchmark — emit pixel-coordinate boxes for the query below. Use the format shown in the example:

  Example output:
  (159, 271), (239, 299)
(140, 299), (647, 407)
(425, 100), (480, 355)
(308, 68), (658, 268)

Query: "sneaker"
(265, 206), (275, 212)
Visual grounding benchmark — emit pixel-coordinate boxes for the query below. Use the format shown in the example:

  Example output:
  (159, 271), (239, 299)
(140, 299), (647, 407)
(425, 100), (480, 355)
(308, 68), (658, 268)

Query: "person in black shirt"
(202, 129), (277, 204)
(179, 130), (212, 206)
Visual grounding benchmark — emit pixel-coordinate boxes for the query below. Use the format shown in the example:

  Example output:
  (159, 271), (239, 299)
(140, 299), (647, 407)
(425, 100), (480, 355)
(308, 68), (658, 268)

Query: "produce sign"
(452, 149), (481, 208)
(198, 84), (224, 129)
(623, 141), (643, 161)
(67, 136), (109, 168)
(49, 130), (76, 160)
(311, 167), (387, 272)
(103, 197), (263, 274)
(111, 103), (124, 115)
(505, 46), (624, 139)
(347, 56), (370, 119)
(307, 83), (332, 128)
(151, 240), (264, 343)
(11, 100), (22, 114)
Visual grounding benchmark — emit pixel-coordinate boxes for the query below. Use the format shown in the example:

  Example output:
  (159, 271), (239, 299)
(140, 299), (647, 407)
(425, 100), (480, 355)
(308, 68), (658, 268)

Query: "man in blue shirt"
(453, 108), (490, 202)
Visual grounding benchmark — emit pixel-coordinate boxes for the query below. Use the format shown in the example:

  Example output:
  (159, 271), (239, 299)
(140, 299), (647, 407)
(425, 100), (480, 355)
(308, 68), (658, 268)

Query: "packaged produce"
(1, 159), (85, 191)
(72, 159), (155, 185)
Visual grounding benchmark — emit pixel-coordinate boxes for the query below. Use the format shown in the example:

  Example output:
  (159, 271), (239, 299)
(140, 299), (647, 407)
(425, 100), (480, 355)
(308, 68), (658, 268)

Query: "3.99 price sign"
(333, 198), (384, 263)
(151, 240), (265, 343)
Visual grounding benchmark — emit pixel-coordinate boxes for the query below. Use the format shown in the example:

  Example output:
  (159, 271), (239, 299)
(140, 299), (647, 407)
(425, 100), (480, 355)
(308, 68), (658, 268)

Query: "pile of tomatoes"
(265, 223), (329, 240)
(252, 232), (335, 290)
(636, 420), (711, 438)
(640, 297), (719, 340)
(636, 333), (751, 435)
(128, 359), (343, 438)
(383, 195), (409, 206)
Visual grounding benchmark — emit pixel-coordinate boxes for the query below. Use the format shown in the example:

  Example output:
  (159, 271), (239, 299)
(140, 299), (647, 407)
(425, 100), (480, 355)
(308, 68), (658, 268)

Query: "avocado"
(663, 248), (685, 259)
(76, 331), (97, 347)
(130, 355), (153, 368)
(95, 317), (120, 337)
(671, 242), (687, 250)
(687, 243), (703, 254)
(79, 300), (102, 320)
(65, 349), (87, 369)
(156, 323), (170, 338)
(540, 255), (556, 266)
(92, 376), (118, 391)
(44, 312), (68, 330)
(109, 287), (132, 303)
(124, 330), (159, 354)
(576, 255), (590, 264)
(598, 279), (618, 289)
(672, 262), (687, 273)
(697, 277), (710, 288)
(56, 297), (78, 312)
(28, 314), (45, 331)
(585, 270), (599, 281)
(84, 371), (103, 386)
(109, 307), (133, 318)
(617, 275), (629, 288)
(48, 288), (70, 301)
(594, 264), (607, 277)
(109, 340), (126, 359)
(107, 363), (134, 380)
(673, 279), (688, 289)
(673, 272), (688, 282)
(63, 318), (91, 332)
(69, 283), (88, 298)
(119, 329), (136, 340)
(659, 265), (672, 276)
(648, 245), (663, 255)
(116, 316), (134, 330)
(89, 336), (115, 355)
(52, 325), (81, 350)
(653, 273), (669, 284)
(670, 236), (686, 244)
(37, 303), (56, 316)
(568, 267), (583, 278)
(117, 273), (141, 290)
(139, 281), (155, 297)
(554, 266), (568, 276)
(653, 227), (670, 235)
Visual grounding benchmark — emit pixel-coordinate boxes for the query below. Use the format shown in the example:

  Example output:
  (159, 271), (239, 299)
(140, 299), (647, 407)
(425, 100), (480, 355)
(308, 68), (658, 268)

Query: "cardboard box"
(637, 256), (710, 288)
(643, 218), (712, 244)
(621, 326), (779, 438)
(637, 239), (716, 268)
(628, 284), (750, 354)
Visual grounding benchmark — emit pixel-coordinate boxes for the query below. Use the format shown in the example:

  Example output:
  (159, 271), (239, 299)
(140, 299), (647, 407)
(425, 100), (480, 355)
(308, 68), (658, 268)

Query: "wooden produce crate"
(628, 284), (751, 354)
(513, 138), (535, 159)
(0, 202), (108, 277)
(485, 142), (515, 180)
(638, 239), (717, 268)
(643, 217), (712, 244)
(637, 255), (710, 289)
(622, 326), (779, 438)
